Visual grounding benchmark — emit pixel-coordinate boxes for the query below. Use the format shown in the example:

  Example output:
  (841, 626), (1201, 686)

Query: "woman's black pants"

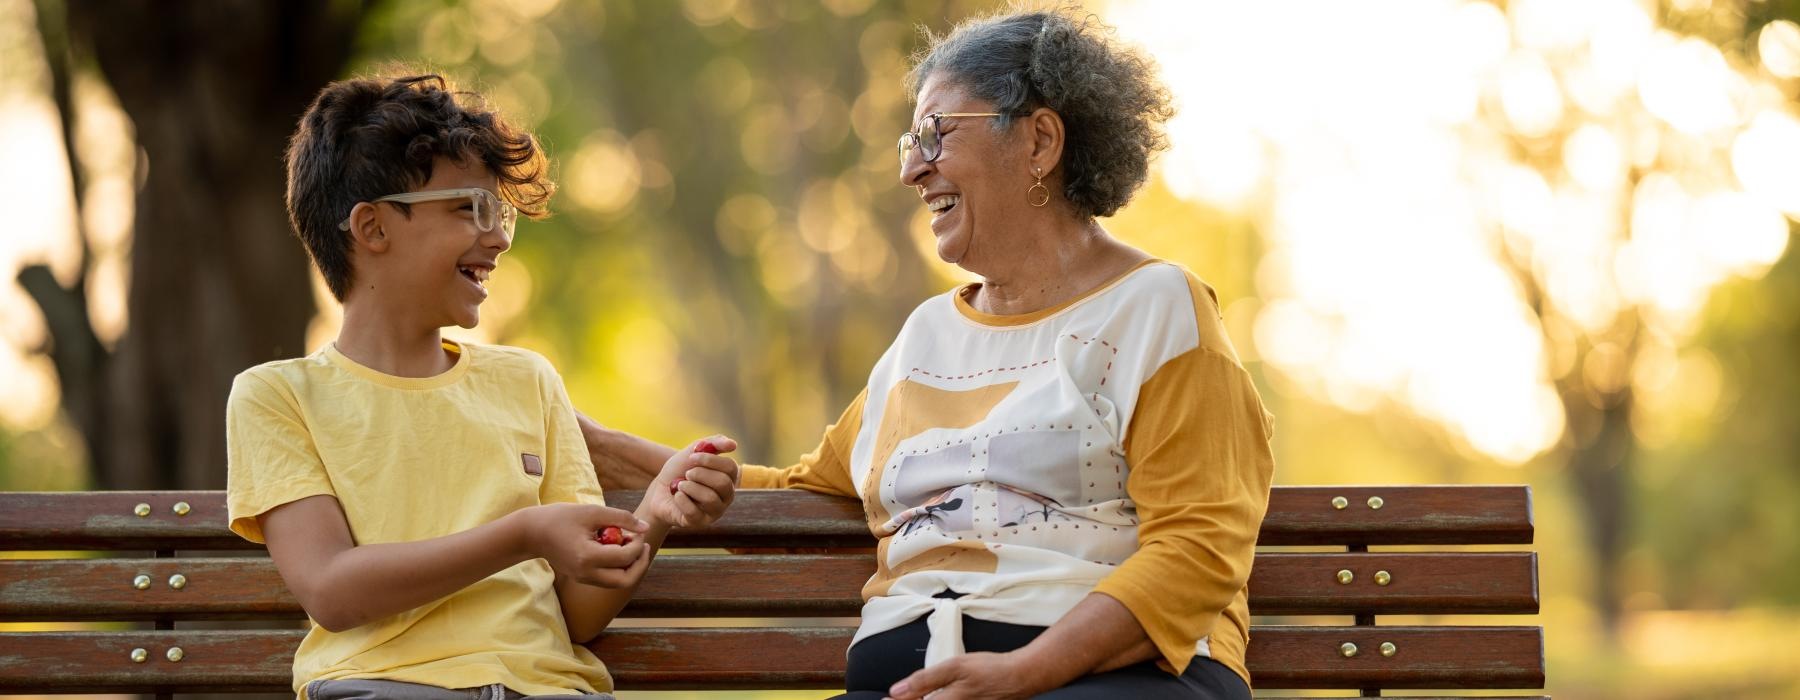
(830, 607), (1251, 699)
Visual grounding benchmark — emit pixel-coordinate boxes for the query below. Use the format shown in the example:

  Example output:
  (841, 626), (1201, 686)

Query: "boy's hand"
(649, 435), (739, 528)
(521, 503), (648, 588)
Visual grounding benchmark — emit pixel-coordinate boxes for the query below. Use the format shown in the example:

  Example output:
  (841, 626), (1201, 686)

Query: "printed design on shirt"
(986, 429), (1082, 506)
(996, 486), (1070, 528)
(865, 379), (1017, 530)
(863, 379), (1017, 599)
(1064, 333), (1121, 422)
(892, 443), (972, 508)
(863, 332), (1137, 596)
(521, 453), (543, 477)
(893, 484), (975, 537)
(862, 540), (993, 599)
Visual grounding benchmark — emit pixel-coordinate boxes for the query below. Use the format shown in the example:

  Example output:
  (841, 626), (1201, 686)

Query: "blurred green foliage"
(347, 0), (1005, 466)
(4, 0), (1799, 697)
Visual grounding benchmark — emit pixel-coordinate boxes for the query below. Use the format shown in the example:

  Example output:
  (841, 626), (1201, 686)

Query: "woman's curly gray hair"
(906, 7), (1175, 219)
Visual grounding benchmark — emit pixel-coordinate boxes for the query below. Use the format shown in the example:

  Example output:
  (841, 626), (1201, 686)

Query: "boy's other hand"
(650, 435), (739, 528)
(521, 503), (648, 588)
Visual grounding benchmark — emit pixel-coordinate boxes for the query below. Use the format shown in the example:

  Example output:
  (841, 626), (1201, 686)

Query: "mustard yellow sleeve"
(739, 388), (865, 499)
(1091, 346), (1275, 675)
(224, 371), (337, 544)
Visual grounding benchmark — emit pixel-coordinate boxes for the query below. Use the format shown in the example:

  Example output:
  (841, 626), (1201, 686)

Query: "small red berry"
(597, 526), (626, 545)
(674, 441), (715, 494)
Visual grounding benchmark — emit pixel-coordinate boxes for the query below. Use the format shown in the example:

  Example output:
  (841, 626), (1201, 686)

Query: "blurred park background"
(3, 0), (1798, 697)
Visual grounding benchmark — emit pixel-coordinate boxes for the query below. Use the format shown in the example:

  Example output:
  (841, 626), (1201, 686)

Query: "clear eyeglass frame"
(337, 187), (517, 236)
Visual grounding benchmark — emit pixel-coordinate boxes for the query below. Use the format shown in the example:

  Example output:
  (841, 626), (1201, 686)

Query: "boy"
(225, 74), (739, 699)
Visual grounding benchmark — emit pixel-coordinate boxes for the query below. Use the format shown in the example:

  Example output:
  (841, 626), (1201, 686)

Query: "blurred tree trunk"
(22, 0), (369, 490)
(1501, 213), (1640, 641)
(1559, 338), (1638, 641)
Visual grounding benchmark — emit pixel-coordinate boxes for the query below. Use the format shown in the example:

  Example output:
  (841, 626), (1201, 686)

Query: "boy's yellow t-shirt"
(225, 339), (613, 696)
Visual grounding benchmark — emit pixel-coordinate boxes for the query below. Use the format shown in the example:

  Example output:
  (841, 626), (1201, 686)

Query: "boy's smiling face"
(355, 156), (511, 330)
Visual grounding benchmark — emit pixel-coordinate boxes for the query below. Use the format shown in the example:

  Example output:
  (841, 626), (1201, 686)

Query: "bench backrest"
(0, 486), (1544, 696)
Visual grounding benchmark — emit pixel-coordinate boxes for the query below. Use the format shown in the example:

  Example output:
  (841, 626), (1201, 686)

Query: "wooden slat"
(1247, 552), (1539, 615)
(0, 626), (1543, 692)
(0, 630), (295, 693)
(0, 485), (1533, 551)
(595, 627), (857, 689)
(0, 558), (299, 621)
(0, 491), (250, 551)
(0, 629), (849, 693)
(1246, 626), (1545, 689)
(1260, 486), (1534, 546)
(0, 555), (874, 621)
(0, 552), (1538, 622)
(0, 490), (873, 551)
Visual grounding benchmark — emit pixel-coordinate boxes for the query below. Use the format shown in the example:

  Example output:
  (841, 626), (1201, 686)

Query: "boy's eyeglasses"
(338, 188), (517, 237)
(896, 112), (1013, 167)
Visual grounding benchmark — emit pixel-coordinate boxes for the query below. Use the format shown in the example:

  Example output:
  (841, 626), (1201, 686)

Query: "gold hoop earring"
(1028, 167), (1050, 207)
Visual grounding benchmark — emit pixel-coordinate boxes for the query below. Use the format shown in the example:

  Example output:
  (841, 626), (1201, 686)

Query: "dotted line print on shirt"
(886, 333), (1134, 539)
(901, 332), (1119, 425)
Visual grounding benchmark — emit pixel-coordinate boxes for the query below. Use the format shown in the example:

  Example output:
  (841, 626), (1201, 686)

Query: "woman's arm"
(1086, 345), (1274, 674)
(1059, 594), (1162, 673)
(579, 389), (867, 497)
(578, 412), (676, 491)
(555, 440), (740, 642)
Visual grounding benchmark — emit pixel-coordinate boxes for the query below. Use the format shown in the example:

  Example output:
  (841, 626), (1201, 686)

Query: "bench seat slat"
(0, 555), (871, 620)
(0, 552), (1538, 621)
(0, 626), (1543, 692)
(1246, 625), (1545, 689)
(1248, 552), (1539, 615)
(1263, 486), (1534, 545)
(0, 485), (1534, 550)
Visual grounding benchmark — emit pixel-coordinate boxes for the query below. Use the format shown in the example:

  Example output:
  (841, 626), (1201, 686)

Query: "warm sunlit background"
(3, 0), (1798, 697)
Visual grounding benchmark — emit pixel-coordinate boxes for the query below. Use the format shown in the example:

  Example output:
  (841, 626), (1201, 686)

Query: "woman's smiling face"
(900, 73), (1030, 269)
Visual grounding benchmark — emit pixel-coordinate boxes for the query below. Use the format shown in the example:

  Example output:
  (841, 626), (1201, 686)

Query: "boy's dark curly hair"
(906, 7), (1174, 219)
(285, 73), (554, 300)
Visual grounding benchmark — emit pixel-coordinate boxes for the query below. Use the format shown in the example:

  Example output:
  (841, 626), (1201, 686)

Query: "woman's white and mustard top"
(741, 260), (1275, 686)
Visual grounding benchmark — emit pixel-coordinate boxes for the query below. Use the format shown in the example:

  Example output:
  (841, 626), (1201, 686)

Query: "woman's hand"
(885, 651), (1045, 700)
(888, 593), (1156, 699)
(646, 435), (739, 528)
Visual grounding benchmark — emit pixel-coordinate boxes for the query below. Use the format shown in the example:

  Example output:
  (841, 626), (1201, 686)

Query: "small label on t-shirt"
(521, 453), (543, 476)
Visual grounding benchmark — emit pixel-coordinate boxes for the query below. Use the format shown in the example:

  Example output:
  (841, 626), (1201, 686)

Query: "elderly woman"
(586, 9), (1272, 700)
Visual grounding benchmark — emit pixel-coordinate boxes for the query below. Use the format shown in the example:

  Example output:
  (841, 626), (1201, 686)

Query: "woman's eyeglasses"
(897, 112), (1011, 167)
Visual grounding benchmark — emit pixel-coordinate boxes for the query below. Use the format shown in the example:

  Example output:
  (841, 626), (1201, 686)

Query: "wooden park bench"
(0, 486), (1544, 697)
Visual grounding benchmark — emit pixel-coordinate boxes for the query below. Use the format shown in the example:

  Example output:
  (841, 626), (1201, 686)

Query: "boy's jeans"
(304, 679), (614, 700)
